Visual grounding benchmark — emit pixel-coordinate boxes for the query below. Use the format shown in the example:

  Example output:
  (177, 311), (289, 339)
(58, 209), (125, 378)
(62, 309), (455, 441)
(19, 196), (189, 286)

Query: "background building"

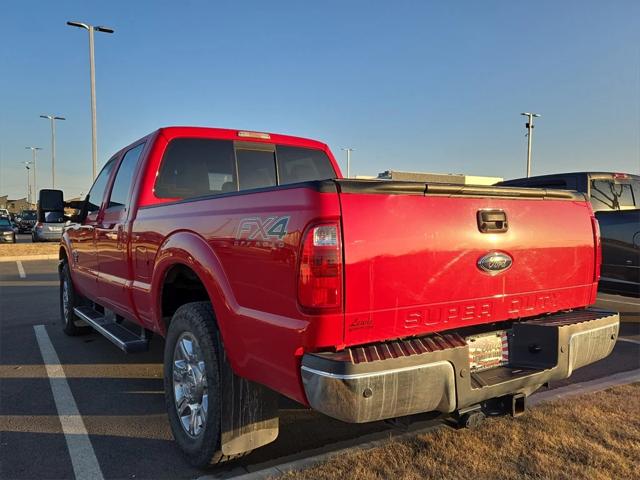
(0, 195), (31, 214)
(377, 170), (503, 185)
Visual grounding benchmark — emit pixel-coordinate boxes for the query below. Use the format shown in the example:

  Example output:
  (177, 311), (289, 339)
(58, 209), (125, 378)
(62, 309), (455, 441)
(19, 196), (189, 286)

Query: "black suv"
(17, 209), (37, 233)
(499, 172), (640, 298)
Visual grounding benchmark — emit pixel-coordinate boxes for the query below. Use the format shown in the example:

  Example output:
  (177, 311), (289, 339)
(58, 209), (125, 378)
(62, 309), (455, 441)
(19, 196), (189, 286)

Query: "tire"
(60, 261), (91, 336)
(164, 302), (245, 467)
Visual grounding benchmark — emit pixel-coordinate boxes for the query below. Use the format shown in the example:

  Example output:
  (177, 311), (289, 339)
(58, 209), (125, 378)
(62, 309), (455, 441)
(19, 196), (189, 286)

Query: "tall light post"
(521, 112), (541, 178)
(67, 21), (114, 180)
(25, 147), (42, 202)
(22, 162), (33, 206)
(341, 147), (354, 178)
(40, 114), (66, 189)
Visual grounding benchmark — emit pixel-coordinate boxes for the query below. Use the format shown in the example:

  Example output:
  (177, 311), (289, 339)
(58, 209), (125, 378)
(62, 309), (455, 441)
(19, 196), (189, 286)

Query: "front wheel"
(164, 302), (244, 467)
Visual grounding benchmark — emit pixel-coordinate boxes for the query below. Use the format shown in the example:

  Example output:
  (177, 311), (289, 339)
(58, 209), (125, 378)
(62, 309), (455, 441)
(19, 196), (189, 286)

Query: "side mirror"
(38, 189), (65, 223)
(65, 195), (90, 224)
(39, 189), (64, 211)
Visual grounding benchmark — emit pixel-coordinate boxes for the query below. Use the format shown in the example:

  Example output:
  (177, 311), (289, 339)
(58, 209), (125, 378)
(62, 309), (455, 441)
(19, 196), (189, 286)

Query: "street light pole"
(341, 148), (354, 178)
(67, 21), (114, 180)
(40, 115), (66, 189)
(25, 147), (42, 202)
(521, 112), (541, 178)
(22, 162), (32, 206)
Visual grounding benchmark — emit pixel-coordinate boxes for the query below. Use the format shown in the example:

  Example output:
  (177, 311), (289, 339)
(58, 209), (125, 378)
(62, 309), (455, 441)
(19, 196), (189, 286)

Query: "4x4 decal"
(235, 216), (290, 247)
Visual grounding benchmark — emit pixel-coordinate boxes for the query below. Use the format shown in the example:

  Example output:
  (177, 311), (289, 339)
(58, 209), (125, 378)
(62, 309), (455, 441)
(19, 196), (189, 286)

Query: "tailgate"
(337, 180), (598, 346)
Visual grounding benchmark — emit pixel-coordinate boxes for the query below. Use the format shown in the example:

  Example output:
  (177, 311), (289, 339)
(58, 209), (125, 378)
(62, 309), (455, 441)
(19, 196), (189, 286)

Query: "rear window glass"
(154, 139), (336, 201)
(236, 149), (277, 191)
(590, 180), (638, 211)
(155, 139), (237, 199)
(44, 211), (65, 223)
(276, 146), (335, 185)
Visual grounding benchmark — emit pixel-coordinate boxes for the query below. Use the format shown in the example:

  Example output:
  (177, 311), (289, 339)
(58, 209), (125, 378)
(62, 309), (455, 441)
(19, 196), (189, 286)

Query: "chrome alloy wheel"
(172, 333), (208, 437)
(62, 276), (70, 325)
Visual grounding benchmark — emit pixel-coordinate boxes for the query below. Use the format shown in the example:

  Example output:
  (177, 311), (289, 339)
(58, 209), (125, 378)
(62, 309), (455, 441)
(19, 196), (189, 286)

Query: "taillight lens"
(35, 222), (43, 230)
(298, 224), (343, 310)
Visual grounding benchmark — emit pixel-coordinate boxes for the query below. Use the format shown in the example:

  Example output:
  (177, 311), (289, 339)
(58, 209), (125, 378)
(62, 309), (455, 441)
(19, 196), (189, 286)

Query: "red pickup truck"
(47, 127), (618, 467)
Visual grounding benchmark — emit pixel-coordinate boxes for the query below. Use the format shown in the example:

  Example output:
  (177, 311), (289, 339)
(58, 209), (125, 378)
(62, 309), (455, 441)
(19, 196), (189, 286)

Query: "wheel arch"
(152, 231), (241, 370)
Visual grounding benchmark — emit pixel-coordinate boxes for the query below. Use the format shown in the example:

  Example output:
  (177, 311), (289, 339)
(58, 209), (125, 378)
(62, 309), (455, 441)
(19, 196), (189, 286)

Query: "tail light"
(35, 222), (43, 230)
(298, 223), (343, 310)
(591, 216), (601, 283)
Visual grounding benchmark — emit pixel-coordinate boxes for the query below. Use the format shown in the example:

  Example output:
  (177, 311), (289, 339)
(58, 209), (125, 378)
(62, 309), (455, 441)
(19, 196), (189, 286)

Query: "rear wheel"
(60, 261), (90, 336)
(164, 302), (247, 467)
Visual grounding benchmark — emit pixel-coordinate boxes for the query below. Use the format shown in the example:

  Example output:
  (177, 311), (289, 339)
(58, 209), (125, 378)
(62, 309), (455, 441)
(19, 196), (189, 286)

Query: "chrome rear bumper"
(301, 309), (619, 423)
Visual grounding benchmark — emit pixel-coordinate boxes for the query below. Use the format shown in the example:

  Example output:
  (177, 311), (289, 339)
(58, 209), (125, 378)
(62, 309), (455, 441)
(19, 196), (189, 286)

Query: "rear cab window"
(590, 178), (639, 211)
(154, 138), (336, 201)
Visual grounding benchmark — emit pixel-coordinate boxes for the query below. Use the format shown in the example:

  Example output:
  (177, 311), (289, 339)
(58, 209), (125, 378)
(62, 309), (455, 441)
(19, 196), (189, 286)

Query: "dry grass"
(279, 384), (640, 480)
(0, 242), (58, 257)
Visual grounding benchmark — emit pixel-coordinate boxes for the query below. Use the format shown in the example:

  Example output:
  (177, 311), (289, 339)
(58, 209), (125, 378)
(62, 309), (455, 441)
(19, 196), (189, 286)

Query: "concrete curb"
(199, 368), (640, 480)
(0, 254), (58, 263)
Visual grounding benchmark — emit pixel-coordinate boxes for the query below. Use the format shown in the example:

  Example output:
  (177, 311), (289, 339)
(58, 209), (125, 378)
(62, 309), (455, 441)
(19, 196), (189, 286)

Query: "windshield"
(0, 218), (11, 227)
(590, 179), (640, 211)
(43, 211), (66, 223)
(21, 211), (36, 220)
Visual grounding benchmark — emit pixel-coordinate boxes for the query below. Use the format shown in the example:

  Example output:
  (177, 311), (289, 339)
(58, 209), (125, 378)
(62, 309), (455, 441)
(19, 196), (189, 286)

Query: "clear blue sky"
(1, 0), (638, 199)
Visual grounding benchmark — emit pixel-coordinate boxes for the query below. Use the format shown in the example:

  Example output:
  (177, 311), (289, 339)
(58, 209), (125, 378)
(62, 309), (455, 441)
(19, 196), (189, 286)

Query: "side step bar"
(74, 306), (149, 353)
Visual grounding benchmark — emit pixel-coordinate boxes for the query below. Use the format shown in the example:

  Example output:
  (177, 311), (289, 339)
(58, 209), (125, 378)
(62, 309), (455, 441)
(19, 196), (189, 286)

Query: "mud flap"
(220, 355), (279, 456)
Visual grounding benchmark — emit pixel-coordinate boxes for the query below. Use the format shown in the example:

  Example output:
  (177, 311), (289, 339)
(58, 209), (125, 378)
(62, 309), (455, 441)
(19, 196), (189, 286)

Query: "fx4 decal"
(235, 216), (290, 247)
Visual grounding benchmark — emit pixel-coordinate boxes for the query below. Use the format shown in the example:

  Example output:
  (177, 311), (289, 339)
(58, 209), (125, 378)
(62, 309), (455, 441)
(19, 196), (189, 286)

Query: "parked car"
(0, 208), (10, 218)
(16, 209), (37, 233)
(498, 172), (640, 297)
(46, 127), (619, 467)
(32, 210), (66, 242)
(0, 217), (17, 243)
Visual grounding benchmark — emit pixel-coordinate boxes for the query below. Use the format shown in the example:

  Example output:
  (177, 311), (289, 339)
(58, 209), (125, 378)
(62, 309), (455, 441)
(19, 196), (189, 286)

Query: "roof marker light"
(237, 131), (271, 140)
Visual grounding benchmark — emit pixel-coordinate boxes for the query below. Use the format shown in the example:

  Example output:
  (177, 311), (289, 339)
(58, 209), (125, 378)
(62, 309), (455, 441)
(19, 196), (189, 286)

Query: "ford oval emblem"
(477, 251), (513, 274)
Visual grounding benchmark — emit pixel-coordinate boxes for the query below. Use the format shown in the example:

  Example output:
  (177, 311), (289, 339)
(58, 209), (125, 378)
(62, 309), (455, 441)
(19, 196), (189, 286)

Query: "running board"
(73, 306), (149, 353)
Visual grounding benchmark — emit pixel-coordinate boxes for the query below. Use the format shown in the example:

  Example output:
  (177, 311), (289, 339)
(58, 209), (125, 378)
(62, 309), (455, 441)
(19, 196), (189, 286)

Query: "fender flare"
(151, 230), (241, 368)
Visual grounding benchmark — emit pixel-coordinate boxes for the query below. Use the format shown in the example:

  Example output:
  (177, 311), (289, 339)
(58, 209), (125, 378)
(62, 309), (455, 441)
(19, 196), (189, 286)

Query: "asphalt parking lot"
(1, 258), (638, 480)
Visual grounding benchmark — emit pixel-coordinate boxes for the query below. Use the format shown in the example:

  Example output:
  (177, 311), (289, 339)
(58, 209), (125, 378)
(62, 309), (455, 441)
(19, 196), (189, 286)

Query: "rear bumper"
(33, 230), (63, 241)
(301, 309), (619, 423)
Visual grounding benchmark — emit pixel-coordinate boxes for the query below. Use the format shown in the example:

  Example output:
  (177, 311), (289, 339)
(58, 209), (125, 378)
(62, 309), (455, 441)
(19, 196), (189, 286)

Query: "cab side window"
(86, 157), (117, 215)
(108, 143), (145, 210)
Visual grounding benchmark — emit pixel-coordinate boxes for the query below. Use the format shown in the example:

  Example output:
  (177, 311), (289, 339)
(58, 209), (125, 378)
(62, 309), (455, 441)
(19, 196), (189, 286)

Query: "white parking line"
(16, 260), (25, 278)
(617, 337), (640, 346)
(34, 325), (104, 480)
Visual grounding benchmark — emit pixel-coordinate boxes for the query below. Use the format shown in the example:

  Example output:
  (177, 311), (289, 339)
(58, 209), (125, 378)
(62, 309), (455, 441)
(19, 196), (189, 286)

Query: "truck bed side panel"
(131, 186), (343, 403)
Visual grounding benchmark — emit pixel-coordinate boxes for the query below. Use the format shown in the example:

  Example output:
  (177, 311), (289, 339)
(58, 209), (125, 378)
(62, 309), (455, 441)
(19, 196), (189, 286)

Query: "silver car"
(32, 211), (66, 242)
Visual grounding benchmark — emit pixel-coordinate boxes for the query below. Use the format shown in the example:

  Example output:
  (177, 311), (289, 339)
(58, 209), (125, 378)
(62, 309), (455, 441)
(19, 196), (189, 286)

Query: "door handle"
(477, 210), (508, 233)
